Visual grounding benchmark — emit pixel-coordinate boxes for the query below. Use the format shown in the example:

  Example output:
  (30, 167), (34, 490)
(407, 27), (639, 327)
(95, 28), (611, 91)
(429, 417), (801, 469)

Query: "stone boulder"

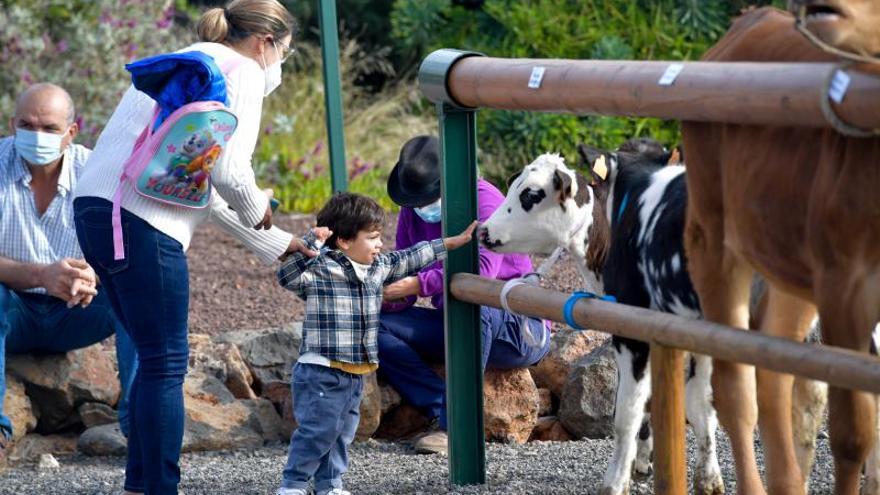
(537, 388), (554, 417)
(7, 345), (119, 433)
(483, 367), (539, 444)
(182, 372), (286, 452)
(379, 382), (401, 414)
(3, 374), (36, 441)
(78, 402), (117, 429)
(216, 324), (302, 394)
(374, 403), (429, 440)
(530, 329), (606, 398)
(355, 373), (382, 441)
(189, 333), (257, 400)
(558, 340), (618, 439)
(78, 423), (127, 457)
(9, 434), (77, 463)
(529, 416), (574, 442)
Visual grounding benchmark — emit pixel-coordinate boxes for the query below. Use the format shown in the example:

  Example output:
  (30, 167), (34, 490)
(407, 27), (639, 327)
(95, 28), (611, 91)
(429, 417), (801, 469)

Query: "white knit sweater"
(74, 42), (293, 265)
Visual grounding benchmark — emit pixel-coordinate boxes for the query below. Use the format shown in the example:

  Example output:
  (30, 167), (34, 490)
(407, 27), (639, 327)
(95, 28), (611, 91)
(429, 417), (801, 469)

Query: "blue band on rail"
(563, 291), (617, 330)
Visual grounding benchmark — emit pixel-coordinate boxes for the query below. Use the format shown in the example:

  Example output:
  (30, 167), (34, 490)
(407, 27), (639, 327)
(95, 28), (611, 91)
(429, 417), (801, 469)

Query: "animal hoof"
(632, 463), (653, 480)
(693, 473), (725, 495)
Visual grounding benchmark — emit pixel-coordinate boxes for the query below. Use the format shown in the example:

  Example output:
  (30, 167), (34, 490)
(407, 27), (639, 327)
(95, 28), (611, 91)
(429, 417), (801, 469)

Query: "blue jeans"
(74, 197), (189, 495)
(377, 306), (549, 430)
(0, 285), (136, 438)
(282, 363), (363, 493)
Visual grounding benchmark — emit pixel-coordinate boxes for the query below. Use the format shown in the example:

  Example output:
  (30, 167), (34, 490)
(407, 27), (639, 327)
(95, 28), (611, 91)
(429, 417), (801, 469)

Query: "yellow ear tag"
(592, 155), (608, 180)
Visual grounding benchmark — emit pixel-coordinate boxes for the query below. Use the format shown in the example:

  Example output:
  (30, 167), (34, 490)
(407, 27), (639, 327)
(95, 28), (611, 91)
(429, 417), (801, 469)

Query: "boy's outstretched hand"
(443, 220), (479, 250)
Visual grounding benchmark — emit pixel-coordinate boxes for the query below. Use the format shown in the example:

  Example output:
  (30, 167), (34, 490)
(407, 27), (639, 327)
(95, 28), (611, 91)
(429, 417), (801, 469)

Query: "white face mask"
(262, 42), (283, 97)
(14, 128), (65, 166)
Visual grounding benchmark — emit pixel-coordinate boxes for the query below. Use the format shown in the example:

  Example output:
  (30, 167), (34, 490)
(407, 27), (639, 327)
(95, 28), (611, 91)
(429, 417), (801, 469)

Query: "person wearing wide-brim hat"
(378, 135), (551, 455)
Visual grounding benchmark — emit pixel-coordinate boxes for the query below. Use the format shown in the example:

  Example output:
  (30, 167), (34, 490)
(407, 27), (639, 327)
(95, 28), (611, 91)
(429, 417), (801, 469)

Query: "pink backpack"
(111, 58), (245, 260)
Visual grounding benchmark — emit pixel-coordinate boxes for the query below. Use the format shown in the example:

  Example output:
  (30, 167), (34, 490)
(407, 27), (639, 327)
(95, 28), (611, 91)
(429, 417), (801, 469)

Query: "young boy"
(276, 192), (476, 495)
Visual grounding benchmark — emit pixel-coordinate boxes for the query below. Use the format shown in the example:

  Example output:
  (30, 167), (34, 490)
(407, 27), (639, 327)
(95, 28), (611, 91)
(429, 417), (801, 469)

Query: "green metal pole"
(439, 102), (485, 486)
(317, 0), (347, 192)
(418, 48), (486, 487)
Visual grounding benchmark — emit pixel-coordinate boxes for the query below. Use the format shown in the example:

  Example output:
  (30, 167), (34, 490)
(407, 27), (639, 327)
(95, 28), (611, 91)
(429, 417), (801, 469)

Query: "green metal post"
(439, 102), (485, 486)
(317, 0), (347, 192)
(419, 48), (486, 487)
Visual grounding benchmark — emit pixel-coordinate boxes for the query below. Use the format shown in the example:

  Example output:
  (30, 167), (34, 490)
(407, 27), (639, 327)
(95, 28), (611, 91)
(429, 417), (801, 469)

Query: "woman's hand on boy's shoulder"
(312, 226), (333, 242)
(278, 237), (320, 261)
(443, 220), (478, 251)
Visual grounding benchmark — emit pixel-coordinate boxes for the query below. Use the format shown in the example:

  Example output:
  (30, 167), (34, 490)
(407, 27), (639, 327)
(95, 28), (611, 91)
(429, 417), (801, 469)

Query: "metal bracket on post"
(317, 0), (347, 192)
(419, 49), (484, 108)
(419, 49), (486, 488)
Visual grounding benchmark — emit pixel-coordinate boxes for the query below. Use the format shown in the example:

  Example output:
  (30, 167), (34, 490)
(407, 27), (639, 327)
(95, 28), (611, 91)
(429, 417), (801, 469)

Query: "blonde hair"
(197, 0), (296, 45)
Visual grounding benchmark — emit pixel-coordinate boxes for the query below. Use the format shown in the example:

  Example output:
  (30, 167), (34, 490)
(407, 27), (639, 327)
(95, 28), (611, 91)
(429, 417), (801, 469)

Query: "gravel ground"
(0, 429), (839, 494)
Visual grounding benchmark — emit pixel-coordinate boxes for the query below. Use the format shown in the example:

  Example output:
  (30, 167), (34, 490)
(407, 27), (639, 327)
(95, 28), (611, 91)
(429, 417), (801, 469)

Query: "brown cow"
(681, 4), (880, 495)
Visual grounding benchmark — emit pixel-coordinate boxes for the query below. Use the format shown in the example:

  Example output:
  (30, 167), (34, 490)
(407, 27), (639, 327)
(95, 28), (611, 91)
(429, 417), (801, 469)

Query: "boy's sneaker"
(317, 490), (351, 495)
(277, 489), (308, 495)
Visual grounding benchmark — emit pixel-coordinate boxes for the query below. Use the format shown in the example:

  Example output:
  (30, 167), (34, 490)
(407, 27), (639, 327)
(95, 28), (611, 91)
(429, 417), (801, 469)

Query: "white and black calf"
(481, 139), (724, 495)
(479, 153), (602, 293)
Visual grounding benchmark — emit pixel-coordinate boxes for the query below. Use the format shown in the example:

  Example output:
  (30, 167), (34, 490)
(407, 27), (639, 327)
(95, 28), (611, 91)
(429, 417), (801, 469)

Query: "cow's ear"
(553, 169), (574, 209)
(577, 144), (609, 185)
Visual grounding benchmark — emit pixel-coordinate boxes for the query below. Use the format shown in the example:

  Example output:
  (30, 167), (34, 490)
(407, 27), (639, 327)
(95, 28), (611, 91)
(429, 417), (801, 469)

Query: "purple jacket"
(387, 178), (534, 310)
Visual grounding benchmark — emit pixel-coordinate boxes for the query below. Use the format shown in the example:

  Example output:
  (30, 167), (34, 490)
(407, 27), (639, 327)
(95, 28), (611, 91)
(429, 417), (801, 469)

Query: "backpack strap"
(112, 106), (159, 260)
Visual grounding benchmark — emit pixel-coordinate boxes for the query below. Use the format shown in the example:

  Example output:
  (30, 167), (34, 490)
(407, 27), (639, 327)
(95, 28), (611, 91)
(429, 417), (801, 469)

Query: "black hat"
(387, 135), (441, 208)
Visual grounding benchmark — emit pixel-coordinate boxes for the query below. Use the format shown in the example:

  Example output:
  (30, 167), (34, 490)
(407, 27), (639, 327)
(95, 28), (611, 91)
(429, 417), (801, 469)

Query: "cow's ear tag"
(592, 155), (608, 181)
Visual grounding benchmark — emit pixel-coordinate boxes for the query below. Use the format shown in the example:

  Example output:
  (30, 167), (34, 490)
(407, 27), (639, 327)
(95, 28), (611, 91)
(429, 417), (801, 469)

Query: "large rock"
(530, 329), (606, 398)
(261, 381), (295, 437)
(374, 402), (429, 440)
(537, 388), (554, 417)
(355, 373), (381, 441)
(78, 423), (127, 456)
(529, 416), (574, 442)
(216, 324), (302, 393)
(78, 402), (117, 429)
(7, 345), (119, 432)
(483, 368), (539, 444)
(379, 382), (401, 414)
(558, 340), (618, 439)
(189, 334), (257, 399)
(182, 372), (286, 452)
(3, 374), (36, 441)
(8, 434), (77, 463)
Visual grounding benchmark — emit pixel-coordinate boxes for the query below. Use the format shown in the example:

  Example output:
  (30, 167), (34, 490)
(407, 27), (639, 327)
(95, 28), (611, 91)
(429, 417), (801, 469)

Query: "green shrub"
(390, 0), (787, 179)
(254, 40), (435, 213)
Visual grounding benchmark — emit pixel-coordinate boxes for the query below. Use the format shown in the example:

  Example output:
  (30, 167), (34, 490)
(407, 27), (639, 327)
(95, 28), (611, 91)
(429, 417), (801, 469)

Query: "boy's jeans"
(0, 284), (137, 439)
(281, 362), (363, 493)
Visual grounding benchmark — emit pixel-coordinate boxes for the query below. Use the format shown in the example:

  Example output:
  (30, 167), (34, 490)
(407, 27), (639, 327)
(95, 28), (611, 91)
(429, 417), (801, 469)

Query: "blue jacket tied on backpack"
(125, 51), (229, 130)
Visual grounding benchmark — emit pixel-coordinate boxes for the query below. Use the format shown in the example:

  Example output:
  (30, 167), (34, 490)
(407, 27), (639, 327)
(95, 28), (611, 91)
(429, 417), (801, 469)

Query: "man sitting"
(0, 83), (137, 467)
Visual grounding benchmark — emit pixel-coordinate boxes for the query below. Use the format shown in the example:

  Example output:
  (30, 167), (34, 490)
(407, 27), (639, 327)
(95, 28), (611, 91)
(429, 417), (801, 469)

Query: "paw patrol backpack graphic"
(111, 51), (245, 260)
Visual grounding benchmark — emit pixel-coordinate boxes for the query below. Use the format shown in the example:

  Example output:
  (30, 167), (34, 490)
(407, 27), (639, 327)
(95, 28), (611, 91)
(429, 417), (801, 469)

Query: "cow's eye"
(507, 207), (511, 213)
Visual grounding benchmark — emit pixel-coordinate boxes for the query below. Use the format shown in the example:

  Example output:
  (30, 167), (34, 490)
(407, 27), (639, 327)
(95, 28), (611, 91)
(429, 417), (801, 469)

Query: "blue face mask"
(414, 199), (442, 223)
(14, 128), (65, 166)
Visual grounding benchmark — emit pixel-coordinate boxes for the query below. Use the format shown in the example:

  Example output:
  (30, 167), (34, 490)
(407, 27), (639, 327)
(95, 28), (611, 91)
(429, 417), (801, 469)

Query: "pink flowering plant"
(0, 0), (188, 146)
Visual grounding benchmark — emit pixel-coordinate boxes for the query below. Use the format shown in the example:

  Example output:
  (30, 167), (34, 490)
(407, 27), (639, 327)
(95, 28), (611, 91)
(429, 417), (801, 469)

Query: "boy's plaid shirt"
(278, 231), (447, 364)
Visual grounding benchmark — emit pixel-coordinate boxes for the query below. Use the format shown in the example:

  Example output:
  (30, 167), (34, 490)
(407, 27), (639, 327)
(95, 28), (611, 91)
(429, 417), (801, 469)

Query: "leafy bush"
(254, 40), (436, 213)
(390, 0), (786, 182)
(0, 0), (188, 146)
